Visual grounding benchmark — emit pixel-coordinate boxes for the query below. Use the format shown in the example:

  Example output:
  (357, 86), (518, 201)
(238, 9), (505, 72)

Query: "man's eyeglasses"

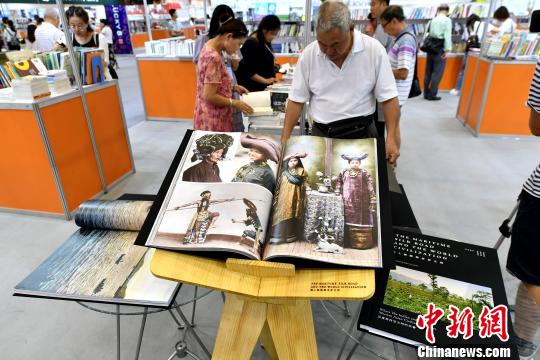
(380, 20), (390, 29)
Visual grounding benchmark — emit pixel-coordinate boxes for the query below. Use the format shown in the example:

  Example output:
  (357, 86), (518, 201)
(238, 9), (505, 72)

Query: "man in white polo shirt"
(35, 8), (64, 52)
(281, 1), (401, 165)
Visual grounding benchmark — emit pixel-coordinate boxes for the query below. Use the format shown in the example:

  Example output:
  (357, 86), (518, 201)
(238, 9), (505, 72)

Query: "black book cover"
(359, 228), (518, 358)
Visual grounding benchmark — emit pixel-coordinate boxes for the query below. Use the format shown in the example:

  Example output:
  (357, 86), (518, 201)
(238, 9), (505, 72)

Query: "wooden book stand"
(151, 250), (375, 360)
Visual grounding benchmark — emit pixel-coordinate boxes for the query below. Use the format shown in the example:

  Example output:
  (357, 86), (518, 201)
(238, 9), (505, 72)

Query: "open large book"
(14, 198), (180, 308)
(358, 229), (517, 357)
(136, 130), (392, 268)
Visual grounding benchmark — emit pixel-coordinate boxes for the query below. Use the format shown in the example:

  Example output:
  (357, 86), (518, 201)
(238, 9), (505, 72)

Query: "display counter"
(456, 53), (536, 136)
(417, 53), (463, 91)
(0, 81), (134, 219)
(136, 53), (300, 121)
(131, 29), (170, 48)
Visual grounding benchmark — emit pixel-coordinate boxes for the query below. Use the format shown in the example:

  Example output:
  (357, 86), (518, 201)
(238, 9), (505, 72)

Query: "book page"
(144, 131), (281, 259)
(242, 91), (274, 116)
(262, 136), (382, 268)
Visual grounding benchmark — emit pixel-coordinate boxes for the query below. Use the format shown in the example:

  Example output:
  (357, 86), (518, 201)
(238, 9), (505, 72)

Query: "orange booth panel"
(456, 55), (478, 121)
(137, 58), (196, 120)
(40, 97), (103, 212)
(477, 62), (535, 135)
(0, 109), (64, 214)
(465, 59), (491, 131)
(131, 29), (171, 48)
(417, 54), (463, 91)
(85, 85), (134, 187)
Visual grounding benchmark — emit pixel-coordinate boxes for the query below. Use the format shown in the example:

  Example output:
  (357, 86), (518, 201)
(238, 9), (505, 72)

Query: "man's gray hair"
(316, 1), (352, 33)
(44, 8), (59, 19)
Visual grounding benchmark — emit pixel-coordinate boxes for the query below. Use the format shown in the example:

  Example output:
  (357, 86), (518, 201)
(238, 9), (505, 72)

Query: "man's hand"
(442, 52), (447, 60)
(385, 136), (400, 166)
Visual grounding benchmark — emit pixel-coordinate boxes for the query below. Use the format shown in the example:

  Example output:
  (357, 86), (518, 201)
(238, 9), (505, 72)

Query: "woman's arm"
(98, 33), (109, 64)
(202, 83), (253, 114)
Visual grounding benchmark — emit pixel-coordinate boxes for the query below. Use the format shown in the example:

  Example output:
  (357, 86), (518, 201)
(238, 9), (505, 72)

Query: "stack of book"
(46, 70), (71, 94)
(11, 75), (51, 100)
(144, 37), (195, 56)
(485, 32), (540, 59)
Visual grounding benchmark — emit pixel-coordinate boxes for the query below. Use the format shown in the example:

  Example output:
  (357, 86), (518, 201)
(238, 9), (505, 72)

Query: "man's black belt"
(312, 114), (377, 139)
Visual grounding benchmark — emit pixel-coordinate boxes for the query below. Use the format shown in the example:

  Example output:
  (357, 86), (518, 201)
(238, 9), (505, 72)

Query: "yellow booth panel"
(0, 109), (64, 214)
(85, 85), (133, 186)
(138, 59), (196, 120)
(40, 97), (103, 211)
(480, 63), (535, 135)
(417, 55), (463, 91)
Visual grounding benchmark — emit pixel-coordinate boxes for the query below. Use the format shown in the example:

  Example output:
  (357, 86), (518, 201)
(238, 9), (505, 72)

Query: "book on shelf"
(14, 198), (181, 308)
(406, 3), (488, 20)
(485, 32), (540, 59)
(144, 37), (195, 56)
(135, 130), (393, 269)
(358, 228), (518, 358)
(11, 75), (51, 100)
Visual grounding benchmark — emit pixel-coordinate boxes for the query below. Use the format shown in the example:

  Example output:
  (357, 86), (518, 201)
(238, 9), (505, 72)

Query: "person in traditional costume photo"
(269, 152), (309, 244)
(336, 153), (376, 226)
(231, 134), (280, 192)
(182, 133), (234, 182)
(231, 198), (263, 253)
(174, 191), (232, 244)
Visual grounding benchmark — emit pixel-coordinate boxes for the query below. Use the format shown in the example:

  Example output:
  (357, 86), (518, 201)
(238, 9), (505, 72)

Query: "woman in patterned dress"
(194, 17), (253, 131)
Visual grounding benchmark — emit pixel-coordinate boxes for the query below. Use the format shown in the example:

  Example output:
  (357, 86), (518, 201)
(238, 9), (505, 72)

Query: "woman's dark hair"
(7, 20), (16, 32)
(27, 24), (36, 43)
(208, 4), (234, 39)
(380, 5), (405, 23)
(169, 9), (176, 18)
(255, 15), (281, 44)
(100, 19), (108, 26)
(466, 14), (481, 31)
(216, 16), (248, 39)
(494, 6), (510, 21)
(66, 6), (92, 32)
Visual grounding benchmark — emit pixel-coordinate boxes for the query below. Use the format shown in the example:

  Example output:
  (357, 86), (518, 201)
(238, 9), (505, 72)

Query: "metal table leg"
(345, 332), (366, 360)
(336, 302), (363, 360)
(116, 304), (121, 360)
(191, 286), (198, 327)
(134, 307), (148, 360)
(173, 301), (212, 359)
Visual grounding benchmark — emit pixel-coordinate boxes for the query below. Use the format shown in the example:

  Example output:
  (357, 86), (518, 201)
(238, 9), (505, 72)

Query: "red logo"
(479, 305), (509, 341)
(446, 305), (474, 340)
(416, 303), (445, 344)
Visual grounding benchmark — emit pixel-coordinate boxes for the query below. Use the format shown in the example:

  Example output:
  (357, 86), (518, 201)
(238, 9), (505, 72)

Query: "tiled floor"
(1, 55), (539, 359)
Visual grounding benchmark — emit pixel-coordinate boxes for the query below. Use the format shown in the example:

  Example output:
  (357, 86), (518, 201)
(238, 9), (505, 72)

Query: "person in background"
(281, 1), (401, 166)
(167, 9), (183, 38)
(60, 6), (117, 79)
(380, 6), (417, 109)
(370, 0), (392, 139)
(99, 19), (113, 45)
(506, 59), (540, 360)
(194, 17), (253, 132)
(34, 15), (43, 26)
(423, 4), (452, 101)
(193, 5), (235, 64)
(99, 19), (118, 75)
(491, 6), (516, 37)
(193, 5), (246, 131)
(4, 20), (21, 50)
(370, 0), (392, 52)
(450, 14), (485, 96)
(25, 24), (38, 51)
(35, 8), (63, 52)
(363, 13), (377, 37)
(235, 15), (281, 92)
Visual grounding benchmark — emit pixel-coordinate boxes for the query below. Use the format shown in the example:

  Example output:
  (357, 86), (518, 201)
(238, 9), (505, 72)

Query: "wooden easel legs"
(212, 294), (319, 360)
